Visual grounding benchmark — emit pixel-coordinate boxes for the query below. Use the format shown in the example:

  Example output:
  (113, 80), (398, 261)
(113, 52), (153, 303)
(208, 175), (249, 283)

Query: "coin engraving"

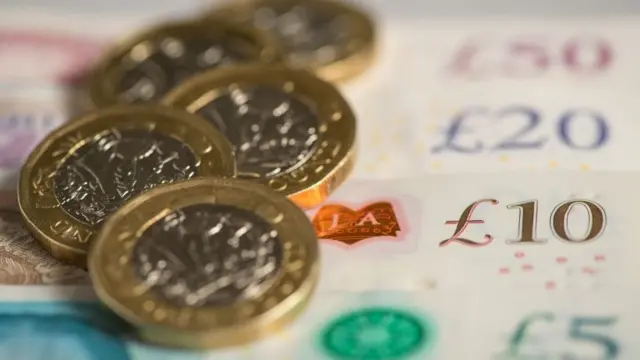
(50, 219), (91, 243)
(0, 212), (88, 285)
(53, 129), (197, 226)
(196, 85), (319, 178)
(246, 2), (351, 67)
(132, 203), (283, 308)
(118, 35), (259, 103)
(89, 179), (319, 346)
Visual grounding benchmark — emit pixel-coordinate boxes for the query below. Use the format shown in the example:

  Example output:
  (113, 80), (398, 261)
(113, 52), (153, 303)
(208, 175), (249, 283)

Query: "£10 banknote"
(308, 172), (640, 292)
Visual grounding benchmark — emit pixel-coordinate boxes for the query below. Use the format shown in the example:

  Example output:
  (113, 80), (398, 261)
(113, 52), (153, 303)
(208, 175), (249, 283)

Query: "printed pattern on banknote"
(305, 179), (443, 292)
(0, 211), (88, 285)
(242, 289), (472, 360)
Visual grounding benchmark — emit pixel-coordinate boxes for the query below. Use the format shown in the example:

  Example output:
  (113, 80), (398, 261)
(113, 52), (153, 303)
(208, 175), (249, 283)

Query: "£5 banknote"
(0, 287), (638, 360)
(0, 288), (467, 360)
(252, 287), (640, 360)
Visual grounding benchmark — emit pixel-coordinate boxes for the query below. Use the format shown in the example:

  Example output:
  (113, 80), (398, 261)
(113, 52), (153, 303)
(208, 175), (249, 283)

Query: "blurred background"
(0, 0), (637, 206)
(3, 0), (640, 17)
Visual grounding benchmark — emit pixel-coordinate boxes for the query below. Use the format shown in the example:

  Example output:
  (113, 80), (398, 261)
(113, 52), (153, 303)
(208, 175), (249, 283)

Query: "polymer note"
(309, 172), (640, 292)
(464, 287), (640, 360)
(0, 290), (466, 360)
(0, 301), (209, 360)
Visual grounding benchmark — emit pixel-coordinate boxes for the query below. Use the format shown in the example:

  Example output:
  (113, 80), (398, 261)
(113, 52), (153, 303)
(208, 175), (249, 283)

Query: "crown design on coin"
(312, 201), (400, 244)
(18, 105), (236, 267)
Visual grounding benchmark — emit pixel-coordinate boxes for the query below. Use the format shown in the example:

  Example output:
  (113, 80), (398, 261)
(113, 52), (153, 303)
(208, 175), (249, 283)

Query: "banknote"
(249, 287), (640, 360)
(0, 210), (88, 285)
(0, 94), (69, 199)
(0, 300), (211, 360)
(341, 19), (640, 178)
(309, 172), (640, 291)
(463, 287), (640, 360)
(2, 8), (638, 180)
(0, 289), (468, 360)
(247, 289), (466, 360)
(2, 287), (638, 360)
(0, 28), (101, 87)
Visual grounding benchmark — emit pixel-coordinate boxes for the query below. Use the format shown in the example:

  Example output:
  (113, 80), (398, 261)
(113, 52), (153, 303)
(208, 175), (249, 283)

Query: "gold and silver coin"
(89, 19), (280, 107)
(207, 0), (376, 83)
(163, 64), (357, 209)
(89, 177), (319, 349)
(18, 105), (236, 267)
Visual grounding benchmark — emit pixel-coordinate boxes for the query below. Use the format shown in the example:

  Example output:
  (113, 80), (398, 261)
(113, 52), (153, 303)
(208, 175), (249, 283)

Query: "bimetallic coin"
(163, 64), (357, 209)
(89, 178), (319, 349)
(89, 19), (280, 107)
(207, 0), (376, 83)
(18, 105), (236, 267)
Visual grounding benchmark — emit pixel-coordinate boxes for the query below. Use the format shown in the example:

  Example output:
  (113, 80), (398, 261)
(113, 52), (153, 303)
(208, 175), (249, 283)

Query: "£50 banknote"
(308, 172), (640, 292)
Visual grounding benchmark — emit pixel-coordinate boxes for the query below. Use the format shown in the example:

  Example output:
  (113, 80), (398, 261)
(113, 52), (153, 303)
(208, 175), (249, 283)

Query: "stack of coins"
(16, 0), (376, 350)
